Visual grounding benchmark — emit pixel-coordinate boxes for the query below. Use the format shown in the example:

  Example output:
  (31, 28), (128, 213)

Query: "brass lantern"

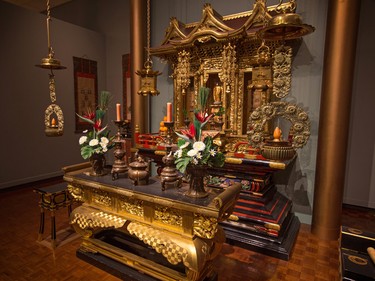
(136, 59), (161, 96)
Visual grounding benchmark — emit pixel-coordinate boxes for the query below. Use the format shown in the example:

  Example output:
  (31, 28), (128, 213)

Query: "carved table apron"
(63, 165), (241, 281)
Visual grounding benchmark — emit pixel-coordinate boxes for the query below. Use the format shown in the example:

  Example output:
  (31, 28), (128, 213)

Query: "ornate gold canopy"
(150, 0), (314, 155)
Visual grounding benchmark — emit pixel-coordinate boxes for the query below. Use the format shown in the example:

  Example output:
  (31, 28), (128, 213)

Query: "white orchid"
(187, 149), (198, 157)
(89, 139), (99, 146)
(79, 136), (87, 145)
(193, 141), (206, 151)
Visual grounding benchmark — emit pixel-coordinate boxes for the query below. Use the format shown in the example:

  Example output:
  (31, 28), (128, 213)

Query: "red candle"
(116, 103), (121, 121)
(167, 102), (172, 122)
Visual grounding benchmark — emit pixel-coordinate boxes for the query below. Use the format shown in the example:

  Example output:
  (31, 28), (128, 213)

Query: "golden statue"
(213, 82), (223, 105)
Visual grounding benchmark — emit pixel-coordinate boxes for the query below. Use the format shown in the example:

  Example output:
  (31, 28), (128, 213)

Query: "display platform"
(63, 163), (241, 281)
(222, 213), (300, 260)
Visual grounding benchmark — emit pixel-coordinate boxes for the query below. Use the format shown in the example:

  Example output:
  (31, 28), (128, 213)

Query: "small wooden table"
(34, 182), (73, 249)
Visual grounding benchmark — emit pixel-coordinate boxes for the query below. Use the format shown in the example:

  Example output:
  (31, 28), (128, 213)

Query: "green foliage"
(77, 90), (114, 159)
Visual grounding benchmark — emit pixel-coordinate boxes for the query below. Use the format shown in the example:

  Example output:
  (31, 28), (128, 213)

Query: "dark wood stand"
(137, 147), (300, 261)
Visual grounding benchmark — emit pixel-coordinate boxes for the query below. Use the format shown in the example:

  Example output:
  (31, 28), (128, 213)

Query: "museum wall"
(0, 1), (107, 188)
(344, 0), (375, 209)
(0, 0), (130, 189)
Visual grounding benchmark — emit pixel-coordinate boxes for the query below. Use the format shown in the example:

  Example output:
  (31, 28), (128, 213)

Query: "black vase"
(89, 153), (107, 176)
(185, 165), (208, 198)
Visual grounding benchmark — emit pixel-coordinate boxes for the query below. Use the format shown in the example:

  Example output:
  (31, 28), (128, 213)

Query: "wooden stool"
(34, 182), (73, 249)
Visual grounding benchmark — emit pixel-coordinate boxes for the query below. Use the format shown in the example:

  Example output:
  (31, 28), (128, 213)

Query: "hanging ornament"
(35, 0), (66, 137)
(176, 50), (190, 95)
(257, 0), (314, 41)
(136, 0), (161, 96)
(44, 72), (64, 136)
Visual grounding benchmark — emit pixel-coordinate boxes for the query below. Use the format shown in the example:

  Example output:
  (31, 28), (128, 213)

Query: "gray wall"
(0, 1), (106, 187)
(344, 0), (375, 209)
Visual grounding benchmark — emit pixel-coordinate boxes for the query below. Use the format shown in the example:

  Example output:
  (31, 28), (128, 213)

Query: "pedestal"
(76, 229), (218, 281)
(63, 164), (241, 281)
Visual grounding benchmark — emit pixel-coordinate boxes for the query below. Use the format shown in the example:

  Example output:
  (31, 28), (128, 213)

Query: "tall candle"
(116, 103), (121, 121)
(166, 102), (172, 122)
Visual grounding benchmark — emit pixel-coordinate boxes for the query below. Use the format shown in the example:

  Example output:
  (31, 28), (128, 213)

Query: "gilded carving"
(273, 45), (292, 98)
(119, 197), (144, 217)
(176, 50), (191, 94)
(154, 206), (183, 227)
(67, 183), (84, 202)
(247, 101), (311, 149)
(127, 222), (188, 266)
(92, 189), (111, 207)
(193, 214), (218, 239)
(71, 206), (126, 231)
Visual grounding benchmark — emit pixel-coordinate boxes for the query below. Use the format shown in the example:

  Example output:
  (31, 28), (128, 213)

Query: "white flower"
(83, 130), (88, 133)
(100, 142), (107, 149)
(79, 136), (87, 145)
(187, 149), (198, 157)
(100, 137), (109, 144)
(180, 142), (190, 149)
(174, 149), (182, 158)
(192, 158), (199, 165)
(193, 141), (205, 151)
(102, 147), (108, 152)
(89, 139), (99, 146)
(209, 149), (216, 156)
(196, 152), (202, 159)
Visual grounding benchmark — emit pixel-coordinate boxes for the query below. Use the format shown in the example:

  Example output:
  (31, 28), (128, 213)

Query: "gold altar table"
(63, 164), (241, 281)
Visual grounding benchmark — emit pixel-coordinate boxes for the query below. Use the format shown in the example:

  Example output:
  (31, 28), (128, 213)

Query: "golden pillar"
(130, 0), (149, 140)
(312, 0), (361, 240)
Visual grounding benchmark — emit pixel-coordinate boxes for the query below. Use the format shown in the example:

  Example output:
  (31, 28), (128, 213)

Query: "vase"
(185, 165), (208, 198)
(89, 153), (107, 176)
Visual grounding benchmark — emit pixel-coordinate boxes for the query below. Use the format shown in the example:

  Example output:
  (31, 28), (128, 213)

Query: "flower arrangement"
(77, 91), (114, 159)
(174, 87), (225, 174)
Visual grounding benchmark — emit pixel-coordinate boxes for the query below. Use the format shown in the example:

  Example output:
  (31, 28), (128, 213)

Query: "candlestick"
(111, 120), (128, 180)
(166, 102), (172, 122)
(116, 103), (121, 121)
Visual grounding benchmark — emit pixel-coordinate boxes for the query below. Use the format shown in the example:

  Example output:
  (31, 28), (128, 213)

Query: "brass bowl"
(261, 140), (296, 161)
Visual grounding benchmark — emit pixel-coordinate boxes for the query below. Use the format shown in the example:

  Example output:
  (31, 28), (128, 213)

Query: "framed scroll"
(122, 53), (131, 120)
(73, 56), (98, 132)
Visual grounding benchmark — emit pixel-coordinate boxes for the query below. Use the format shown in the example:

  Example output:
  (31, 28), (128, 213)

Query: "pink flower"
(94, 119), (102, 131)
(83, 111), (95, 120)
(180, 123), (196, 140)
(195, 112), (213, 123)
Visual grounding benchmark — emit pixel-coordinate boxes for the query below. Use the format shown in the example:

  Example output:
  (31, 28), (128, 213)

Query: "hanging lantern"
(135, 0), (161, 96)
(44, 73), (64, 136)
(136, 59), (161, 96)
(35, 0), (66, 137)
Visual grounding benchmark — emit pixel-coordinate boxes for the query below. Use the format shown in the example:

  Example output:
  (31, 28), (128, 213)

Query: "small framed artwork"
(73, 56), (98, 132)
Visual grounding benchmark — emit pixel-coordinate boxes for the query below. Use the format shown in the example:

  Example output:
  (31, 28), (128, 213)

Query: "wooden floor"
(1, 178), (374, 281)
